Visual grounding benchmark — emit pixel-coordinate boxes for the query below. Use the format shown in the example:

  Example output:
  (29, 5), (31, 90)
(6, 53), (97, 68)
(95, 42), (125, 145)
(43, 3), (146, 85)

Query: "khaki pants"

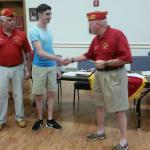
(32, 65), (57, 95)
(0, 65), (25, 124)
(94, 67), (129, 113)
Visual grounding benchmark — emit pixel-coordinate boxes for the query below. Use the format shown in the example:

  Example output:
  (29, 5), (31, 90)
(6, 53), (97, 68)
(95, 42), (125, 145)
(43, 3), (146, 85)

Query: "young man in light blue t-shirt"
(29, 4), (65, 132)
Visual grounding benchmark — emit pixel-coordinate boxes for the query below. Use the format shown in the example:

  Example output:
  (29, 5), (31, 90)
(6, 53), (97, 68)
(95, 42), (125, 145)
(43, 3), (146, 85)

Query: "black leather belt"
(96, 65), (124, 71)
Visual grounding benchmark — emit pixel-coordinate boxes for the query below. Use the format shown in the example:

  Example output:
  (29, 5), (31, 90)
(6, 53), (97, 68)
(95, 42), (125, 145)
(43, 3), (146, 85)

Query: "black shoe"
(46, 119), (62, 129)
(32, 120), (43, 132)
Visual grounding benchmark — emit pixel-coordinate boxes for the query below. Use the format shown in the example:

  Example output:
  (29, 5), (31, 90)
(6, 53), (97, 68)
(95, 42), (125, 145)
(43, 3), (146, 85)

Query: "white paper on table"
(127, 73), (145, 79)
(62, 71), (77, 76)
(62, 71), (93, 77)
(141, 71), (150, 76)
(75, 71), (93, 76)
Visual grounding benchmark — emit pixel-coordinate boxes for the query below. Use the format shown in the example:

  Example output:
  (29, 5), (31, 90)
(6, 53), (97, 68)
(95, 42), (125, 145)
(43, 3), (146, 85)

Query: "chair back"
(131, 56), (150, 71)
(77, 60), (95, 70)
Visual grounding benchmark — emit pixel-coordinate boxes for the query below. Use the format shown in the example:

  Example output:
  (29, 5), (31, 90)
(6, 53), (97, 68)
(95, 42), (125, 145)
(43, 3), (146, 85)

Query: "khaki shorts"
(94, 67), (129, 113)
(32, 65), (57, 95)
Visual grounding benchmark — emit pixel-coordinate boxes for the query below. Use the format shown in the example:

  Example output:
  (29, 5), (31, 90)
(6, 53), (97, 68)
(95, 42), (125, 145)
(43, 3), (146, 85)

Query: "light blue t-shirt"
(29, 26), (56, 67)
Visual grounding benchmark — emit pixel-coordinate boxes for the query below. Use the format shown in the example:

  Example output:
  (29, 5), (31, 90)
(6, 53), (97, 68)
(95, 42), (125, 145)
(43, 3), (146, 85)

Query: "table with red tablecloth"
(128, 73), (147, 101)
(128, 73), (149, 129)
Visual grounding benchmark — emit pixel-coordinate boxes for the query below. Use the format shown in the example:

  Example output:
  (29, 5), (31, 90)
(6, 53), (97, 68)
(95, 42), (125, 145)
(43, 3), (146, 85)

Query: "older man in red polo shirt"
(0, 8), (32, 131)
(67, 11), (132, 150)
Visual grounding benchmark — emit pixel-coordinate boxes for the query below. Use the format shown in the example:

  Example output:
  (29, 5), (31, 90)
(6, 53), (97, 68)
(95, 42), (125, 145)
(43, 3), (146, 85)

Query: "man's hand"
(63, 58), (72, 66)
(57, 57), (71, 66)
(95, 60), (106, 69)
(56, 57), (64, 66)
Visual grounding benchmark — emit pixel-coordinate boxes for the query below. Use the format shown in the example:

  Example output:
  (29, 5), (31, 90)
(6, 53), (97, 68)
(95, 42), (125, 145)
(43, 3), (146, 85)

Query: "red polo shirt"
(84, 26), (132, 62)
(0, 27), (32, 66)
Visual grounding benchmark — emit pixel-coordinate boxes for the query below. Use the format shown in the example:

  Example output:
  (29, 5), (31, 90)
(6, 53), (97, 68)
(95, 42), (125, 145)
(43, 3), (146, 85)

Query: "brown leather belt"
(96, 65), (124, 71)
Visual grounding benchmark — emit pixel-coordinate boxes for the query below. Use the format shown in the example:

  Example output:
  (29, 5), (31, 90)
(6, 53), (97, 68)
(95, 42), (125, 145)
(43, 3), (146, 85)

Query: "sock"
(120, 139), (127, 146)
(97, 129), (104, 135)
(47, 118), (53, 121)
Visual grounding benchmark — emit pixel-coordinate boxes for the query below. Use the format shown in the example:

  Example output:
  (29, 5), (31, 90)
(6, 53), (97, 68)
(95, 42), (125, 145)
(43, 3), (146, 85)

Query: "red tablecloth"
(128, 76), (147, 101)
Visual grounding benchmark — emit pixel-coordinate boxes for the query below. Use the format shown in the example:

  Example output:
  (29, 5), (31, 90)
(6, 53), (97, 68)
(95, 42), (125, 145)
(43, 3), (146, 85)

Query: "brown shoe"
(0, 123), (5, 131)
(16, 120), (27, 128)
(86, 132), (106, 142)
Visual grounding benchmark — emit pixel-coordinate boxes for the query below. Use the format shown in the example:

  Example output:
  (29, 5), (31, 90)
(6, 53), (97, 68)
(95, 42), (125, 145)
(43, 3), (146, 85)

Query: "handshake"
(57, 57), (75, 66)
